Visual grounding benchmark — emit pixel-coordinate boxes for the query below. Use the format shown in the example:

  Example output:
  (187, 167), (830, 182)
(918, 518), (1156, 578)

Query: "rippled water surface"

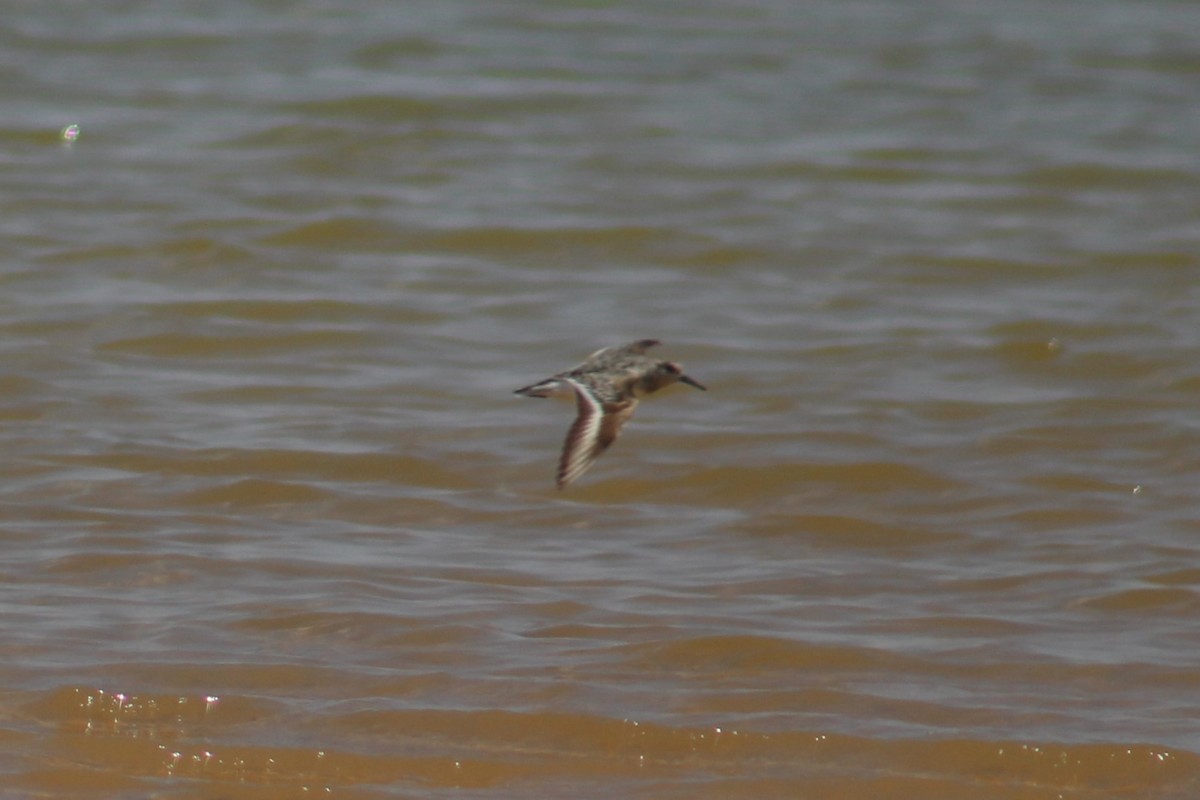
(3, 0), (1200, 797)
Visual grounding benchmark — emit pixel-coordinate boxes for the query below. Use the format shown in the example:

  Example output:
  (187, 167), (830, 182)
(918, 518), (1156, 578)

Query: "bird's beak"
(680, 374), (707, 391)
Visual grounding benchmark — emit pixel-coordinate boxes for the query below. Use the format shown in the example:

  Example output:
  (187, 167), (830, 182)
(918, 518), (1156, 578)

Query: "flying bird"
(514, 339), (706, 488)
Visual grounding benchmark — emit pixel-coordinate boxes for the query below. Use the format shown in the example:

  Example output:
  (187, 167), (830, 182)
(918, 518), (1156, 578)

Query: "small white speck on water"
(60, 124), (80, 143)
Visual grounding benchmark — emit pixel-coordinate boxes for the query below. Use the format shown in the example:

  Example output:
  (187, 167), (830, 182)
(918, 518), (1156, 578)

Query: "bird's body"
(514, 339), (706, 488)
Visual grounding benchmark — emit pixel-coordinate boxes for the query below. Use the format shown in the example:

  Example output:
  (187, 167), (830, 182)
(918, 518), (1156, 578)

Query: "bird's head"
(654, 361), (706, 392)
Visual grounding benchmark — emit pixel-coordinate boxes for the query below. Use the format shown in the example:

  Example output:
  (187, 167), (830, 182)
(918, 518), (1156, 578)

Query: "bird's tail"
(514, 378), (565, 398)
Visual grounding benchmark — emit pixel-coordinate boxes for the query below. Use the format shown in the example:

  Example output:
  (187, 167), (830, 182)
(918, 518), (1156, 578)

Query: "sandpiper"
(514, 339), (706, 489)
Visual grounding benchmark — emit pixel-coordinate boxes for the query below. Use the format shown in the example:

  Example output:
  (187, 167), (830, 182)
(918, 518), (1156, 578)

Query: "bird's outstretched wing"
(557, 379), (637, 488)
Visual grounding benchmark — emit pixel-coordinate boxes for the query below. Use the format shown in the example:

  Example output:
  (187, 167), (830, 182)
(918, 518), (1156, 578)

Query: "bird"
(514, 339), (706, 488)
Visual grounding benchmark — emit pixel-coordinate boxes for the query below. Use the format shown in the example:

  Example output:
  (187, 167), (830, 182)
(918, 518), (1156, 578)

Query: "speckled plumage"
(514, 340), (706, 489)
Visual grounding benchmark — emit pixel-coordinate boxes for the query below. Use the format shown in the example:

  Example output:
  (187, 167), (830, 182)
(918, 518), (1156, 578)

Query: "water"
(3, 0), (1200, 796)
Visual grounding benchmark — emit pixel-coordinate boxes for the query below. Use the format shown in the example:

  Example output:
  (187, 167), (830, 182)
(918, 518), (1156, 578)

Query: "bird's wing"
(618, 339), (661, 355)
(581, 339), (661, 365)
(557, 379), (637, 488)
